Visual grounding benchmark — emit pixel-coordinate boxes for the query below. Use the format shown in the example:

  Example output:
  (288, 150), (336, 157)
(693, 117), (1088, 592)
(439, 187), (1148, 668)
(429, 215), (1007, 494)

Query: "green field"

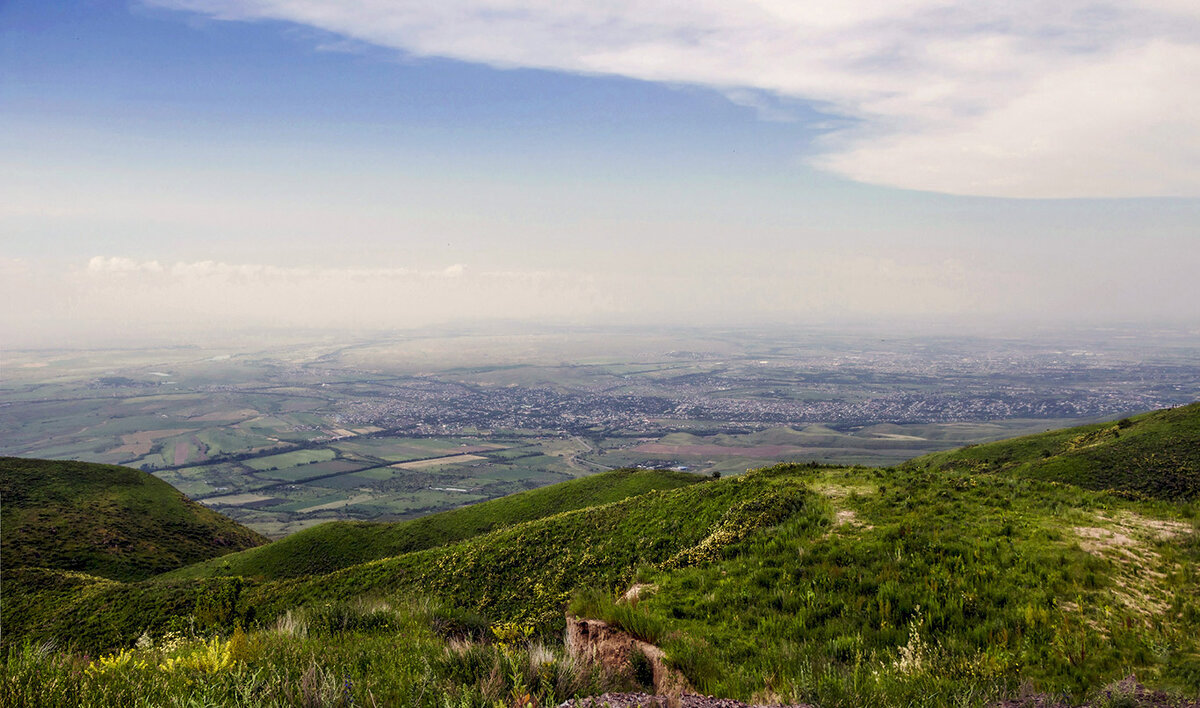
(908, 403), (1200, 499)
(349, 466), (399, 481)
(163, 468), (701, 580)
(330, 436), (490, 462)
(243, 449), (337, 471)
(253, 458), (366, 482)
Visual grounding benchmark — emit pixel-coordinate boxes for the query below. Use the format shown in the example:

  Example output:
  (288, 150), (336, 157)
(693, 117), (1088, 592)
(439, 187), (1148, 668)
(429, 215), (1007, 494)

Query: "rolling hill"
(906, 401), (1200, 499)
(3, 404), (1199, 707)
(0, 457), (267, 582)
(160, 467), (701, 580)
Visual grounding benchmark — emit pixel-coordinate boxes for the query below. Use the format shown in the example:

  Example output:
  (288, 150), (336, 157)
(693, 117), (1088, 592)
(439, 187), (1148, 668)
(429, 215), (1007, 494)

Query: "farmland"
(2, 326), (1198, 536)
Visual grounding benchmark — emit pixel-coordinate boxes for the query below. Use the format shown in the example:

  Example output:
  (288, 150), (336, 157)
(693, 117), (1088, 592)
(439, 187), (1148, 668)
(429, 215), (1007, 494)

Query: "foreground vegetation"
(4, 467), (806, 653)
(2, 599), (624, 707)
(4, 405), (1200, 706)
(606, 465), (1200, 705)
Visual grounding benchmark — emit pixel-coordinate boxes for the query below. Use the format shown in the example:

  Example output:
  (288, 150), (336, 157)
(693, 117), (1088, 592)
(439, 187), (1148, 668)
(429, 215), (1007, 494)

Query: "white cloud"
(87, 256), (165, 274)
(84, 257), (471, 281)
(149, 0), (1200, 198)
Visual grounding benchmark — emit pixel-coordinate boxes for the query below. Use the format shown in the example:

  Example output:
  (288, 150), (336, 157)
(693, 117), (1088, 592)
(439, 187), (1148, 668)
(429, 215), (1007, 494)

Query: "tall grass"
(568, 587), (669, 645)
(627, 465), (1200, 704)
(0, 598), (617, 708)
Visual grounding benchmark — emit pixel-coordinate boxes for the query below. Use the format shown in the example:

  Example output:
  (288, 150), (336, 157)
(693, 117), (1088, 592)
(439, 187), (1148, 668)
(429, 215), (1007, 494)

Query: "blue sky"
(2, 0), (1198, 344)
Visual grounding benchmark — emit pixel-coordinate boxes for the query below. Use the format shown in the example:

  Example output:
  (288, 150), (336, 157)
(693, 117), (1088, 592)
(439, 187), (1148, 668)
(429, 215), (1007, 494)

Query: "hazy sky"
(2, 1), (1199, 345)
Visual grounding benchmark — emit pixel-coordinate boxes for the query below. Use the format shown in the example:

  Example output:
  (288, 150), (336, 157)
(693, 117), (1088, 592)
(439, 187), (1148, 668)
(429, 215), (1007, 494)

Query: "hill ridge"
(0, 456), (267, 582)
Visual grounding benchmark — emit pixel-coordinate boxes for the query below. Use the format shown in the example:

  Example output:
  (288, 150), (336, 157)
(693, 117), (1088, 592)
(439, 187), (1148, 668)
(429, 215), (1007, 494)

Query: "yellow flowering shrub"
(159, 636), (237, 674)
(85, 649), (147, 676)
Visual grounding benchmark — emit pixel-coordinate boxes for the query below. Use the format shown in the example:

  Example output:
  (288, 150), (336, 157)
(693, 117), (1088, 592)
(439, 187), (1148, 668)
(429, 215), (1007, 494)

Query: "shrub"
(303, 599), (397, 636)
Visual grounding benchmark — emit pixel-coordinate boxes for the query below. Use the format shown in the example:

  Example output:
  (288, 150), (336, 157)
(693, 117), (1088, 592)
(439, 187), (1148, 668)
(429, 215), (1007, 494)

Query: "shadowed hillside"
(0, 457), (267, 581)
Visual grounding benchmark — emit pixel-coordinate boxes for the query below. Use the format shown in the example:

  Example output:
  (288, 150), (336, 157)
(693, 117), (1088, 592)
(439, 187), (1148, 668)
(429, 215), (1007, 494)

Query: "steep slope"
(905, 402), (1200, 499)
(0, 457), (267, 581)
(161, 468), (702, 580)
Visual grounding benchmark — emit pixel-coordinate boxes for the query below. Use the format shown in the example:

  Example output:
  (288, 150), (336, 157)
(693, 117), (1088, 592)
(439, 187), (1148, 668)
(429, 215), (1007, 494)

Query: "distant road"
(570, 436), (612, 471)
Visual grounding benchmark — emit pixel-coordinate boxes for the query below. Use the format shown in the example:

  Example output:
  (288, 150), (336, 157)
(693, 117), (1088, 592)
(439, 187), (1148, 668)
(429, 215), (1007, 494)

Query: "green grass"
(252, 458), (366, 482)
(267, 491), (353, 513)
(242, 471), (805, 630)
(617, 465), (1200, 704)
(4, 469), (793, 653)
(0, 598), (624, 708)
(5, 405), (1200, 707)
(0, 457), (267, 582)
(161, 467), (703, 581)
(328, 437), (466, 462)
(908, 402), (1200, 500)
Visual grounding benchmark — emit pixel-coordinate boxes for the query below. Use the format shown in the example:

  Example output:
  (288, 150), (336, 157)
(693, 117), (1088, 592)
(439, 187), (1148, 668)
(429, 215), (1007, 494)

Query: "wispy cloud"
(84, 256), (469, 281)
(149, 0), (1200, 198)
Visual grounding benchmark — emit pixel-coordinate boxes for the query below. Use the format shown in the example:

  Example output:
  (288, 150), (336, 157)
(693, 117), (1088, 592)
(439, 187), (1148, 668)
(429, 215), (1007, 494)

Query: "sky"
(2, 0), (1199, 346)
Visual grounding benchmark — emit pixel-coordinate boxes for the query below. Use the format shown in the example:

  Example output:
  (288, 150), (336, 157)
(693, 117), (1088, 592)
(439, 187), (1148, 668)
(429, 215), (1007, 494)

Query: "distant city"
(4, 326), (1198, 536)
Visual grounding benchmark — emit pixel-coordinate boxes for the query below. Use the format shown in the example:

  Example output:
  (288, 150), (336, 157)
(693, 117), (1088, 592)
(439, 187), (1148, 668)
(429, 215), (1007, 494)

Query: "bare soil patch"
(1070, 512), (1192, 617)
(559, 693), (811, 708)
(110, 429), (192, 457)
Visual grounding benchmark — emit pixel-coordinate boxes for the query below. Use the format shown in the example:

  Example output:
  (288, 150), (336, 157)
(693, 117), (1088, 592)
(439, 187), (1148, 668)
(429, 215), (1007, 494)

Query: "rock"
(557, 691), (811, 707)
(564, 615), (691, 697)
(620, 583), (658, 605)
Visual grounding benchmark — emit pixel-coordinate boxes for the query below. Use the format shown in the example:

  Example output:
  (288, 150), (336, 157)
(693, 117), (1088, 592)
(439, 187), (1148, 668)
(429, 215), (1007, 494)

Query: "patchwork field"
(4, 332), (1195, 537)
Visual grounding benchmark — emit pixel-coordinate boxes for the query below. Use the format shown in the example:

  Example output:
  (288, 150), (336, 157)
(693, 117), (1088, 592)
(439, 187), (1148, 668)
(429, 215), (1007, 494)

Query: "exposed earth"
(558, 693), (810, 708)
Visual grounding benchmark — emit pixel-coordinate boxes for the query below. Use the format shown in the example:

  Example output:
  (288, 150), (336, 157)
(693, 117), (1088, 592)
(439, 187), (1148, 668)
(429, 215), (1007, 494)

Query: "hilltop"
(907, 402), (1200, 499)
(3, 404), (1200, 707)
(0, 457), (267, 582)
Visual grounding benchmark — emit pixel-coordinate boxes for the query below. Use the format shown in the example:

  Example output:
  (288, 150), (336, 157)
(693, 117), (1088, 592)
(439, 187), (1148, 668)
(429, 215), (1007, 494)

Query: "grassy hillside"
(161, 467), (702, 581)
(2, 594), (626, 708)
(906, 402), (1200, 499)
(4, 407), (1200, 707)
(0, 457), (267, 581)
(606, 465), (1200, 703)
(4, 469), (802, 654)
